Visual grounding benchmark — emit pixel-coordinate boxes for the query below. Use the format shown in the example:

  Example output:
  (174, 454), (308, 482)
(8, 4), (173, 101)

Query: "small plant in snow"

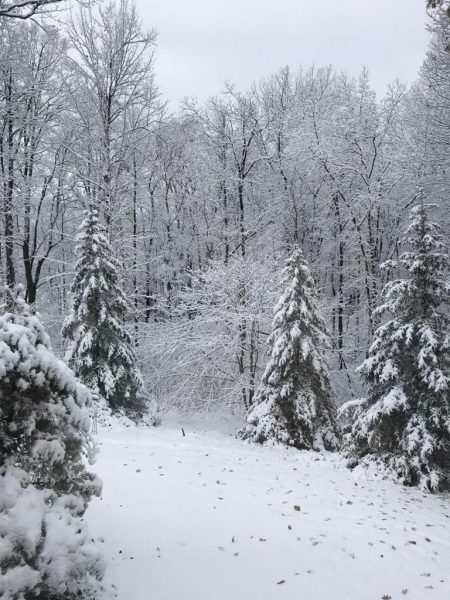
(0, 288), (106, 599)
(62, 209), (148, 418)
(239, 247), (340, 450)
(346, 202), (450, 491)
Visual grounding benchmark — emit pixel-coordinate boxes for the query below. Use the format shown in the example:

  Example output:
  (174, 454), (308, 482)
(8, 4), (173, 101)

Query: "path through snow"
(87, 423), (450, 600)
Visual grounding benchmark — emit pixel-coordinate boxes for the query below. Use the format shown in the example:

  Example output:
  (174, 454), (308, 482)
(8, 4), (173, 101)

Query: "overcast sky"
(135, 0), (429, 108)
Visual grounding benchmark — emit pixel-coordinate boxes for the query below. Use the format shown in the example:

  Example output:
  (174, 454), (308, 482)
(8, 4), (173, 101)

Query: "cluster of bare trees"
(0, 0), (447, 415)
(0, 0), (162, 325)
(142, 67), (434, 412)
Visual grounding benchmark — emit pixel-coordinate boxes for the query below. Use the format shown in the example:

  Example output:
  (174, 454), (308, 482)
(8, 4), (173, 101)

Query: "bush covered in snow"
(0, 290), (106, 599)
(240, 247), (340, 450)
(346, 203), (450, 491)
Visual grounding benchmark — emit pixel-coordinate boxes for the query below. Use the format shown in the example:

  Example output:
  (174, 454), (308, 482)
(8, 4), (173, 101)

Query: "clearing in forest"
(87, 422), (450, 600)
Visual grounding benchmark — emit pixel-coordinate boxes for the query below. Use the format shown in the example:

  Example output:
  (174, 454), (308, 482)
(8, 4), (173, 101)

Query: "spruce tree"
(346, 203), (450, 491)
(0, 288), (105, 599)
(63, 209), (145, 416)
(240, 247), (340, 450)
(427, 1), (449, 13)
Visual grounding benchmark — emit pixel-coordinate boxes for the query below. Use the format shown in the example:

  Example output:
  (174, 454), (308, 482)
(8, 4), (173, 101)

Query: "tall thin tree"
(62, 209), (146, 416)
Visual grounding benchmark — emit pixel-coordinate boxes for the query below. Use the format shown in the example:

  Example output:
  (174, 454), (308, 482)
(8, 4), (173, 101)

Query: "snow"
(87, 421), (450, 600)
(0, 466), (105, 600)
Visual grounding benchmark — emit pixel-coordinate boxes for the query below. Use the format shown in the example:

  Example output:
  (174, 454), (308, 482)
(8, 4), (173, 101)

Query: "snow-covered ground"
(87, 421), (450, 600)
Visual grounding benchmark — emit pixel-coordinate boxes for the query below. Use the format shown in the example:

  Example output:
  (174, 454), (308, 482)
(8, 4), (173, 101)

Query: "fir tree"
(427, 0), (450, 13)
(0, 288), (106, 599)
(346, 203), (450, 491)
(240, 247), (340, 450)
(62, 209), (145, 416)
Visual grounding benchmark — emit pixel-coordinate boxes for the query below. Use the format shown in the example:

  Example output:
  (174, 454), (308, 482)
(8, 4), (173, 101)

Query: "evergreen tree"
(427, 0), (449, 13)
(0, 288), (106, 599)
(62, 209), (146, 416)
(346, 203), (450, 491)
(240, 247), (339, 450)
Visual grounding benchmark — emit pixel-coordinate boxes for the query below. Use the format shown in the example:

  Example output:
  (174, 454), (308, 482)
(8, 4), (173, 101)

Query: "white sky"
(135, 0), (429, 108)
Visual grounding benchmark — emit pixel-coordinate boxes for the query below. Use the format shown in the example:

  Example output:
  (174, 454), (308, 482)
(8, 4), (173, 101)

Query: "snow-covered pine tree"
(427, 0), (450, 13)
(62, 209), (146, 417)
(346, 203), (450, 491)
(0, 288), (106, 599)
(239, 247), (340, 450)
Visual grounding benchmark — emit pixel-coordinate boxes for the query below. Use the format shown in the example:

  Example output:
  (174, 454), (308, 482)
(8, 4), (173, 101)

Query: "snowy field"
(87, 422), (450, 600)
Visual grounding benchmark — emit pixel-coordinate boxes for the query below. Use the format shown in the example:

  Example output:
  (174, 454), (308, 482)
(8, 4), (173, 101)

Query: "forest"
(0, 0), (449, 599)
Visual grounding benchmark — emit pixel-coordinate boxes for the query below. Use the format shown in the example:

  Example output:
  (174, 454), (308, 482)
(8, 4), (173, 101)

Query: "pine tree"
(239, 247), (340, 450)
(427, 0), (450, 13)
(346, 203), (450, 491)
(62, 209), (146, 417)
(0, 288), (106, 599)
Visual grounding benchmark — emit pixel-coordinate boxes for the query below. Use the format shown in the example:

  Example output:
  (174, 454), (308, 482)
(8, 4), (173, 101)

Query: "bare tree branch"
(0, 0), (65, 20)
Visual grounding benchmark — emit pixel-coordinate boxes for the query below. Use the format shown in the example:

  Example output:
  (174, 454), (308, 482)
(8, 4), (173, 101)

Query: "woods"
(0, 0), (447, 434)
(0, 0), (449, 597)
(0, 0), (447, 438)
